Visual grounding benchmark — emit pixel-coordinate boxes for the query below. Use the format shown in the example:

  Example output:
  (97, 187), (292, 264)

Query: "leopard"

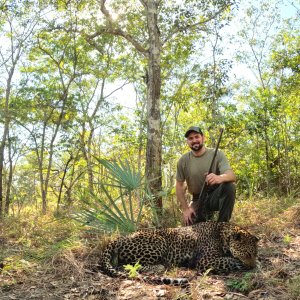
(98, 221), (258, 286)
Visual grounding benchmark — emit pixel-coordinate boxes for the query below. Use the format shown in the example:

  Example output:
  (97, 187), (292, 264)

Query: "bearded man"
(176, 126), (236, 225)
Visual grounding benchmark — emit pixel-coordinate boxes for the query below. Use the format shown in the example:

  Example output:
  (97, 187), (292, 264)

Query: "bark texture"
(145, 0), (162, 207)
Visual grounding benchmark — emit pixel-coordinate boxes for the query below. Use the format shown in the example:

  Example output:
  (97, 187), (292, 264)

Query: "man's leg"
(207, 183), (235, 222)
(190, 196), (207, 222)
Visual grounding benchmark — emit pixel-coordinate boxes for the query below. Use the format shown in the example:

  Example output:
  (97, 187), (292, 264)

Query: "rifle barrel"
(197, 128), (224, 202)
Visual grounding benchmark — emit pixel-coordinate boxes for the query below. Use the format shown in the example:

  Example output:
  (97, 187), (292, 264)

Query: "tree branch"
(139, 0), (147, 9)
(162, 4), (230, 46)
(86, 27), (148, 55)
(84, 0), (148, 55)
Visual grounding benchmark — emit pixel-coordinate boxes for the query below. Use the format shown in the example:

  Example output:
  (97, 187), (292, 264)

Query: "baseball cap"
(184, 126), (203, 138)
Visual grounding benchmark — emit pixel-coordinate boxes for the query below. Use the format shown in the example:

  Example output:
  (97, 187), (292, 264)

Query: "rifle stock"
(193, 128), (224, 222)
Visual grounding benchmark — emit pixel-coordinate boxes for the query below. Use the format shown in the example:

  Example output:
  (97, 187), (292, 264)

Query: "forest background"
(0, 0), (299, 221)
(0, 0), (300, 299)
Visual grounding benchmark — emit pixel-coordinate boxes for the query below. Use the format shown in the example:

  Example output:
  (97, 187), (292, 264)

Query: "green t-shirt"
(176, 148), (232, 195)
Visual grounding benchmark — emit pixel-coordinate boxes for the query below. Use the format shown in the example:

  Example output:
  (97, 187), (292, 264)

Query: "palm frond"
(96, 158), (143, 191)
(75, 158), (157, 234)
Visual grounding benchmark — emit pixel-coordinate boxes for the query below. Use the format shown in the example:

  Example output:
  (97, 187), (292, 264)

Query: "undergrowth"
(0, 212), (82, 277)
(226, 272), (257, 294)
(233, 195), (297, 224)
(0, 195), (299, 300)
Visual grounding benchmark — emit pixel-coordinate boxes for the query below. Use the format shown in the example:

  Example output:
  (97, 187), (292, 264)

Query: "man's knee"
(217, 183), (235, 222)
(220, 182), (235, 197)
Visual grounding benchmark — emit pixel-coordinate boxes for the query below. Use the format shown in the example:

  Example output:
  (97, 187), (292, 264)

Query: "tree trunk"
(0, 69), (14, 217)
(0, 125), (8, 218)
(57, 155), (73, 212)
(145, 0), (162, 208)
(5, 136), (13, 214)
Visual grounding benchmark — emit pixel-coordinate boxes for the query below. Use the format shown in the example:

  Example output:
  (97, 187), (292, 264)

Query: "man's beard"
(190, 143), (204, 152)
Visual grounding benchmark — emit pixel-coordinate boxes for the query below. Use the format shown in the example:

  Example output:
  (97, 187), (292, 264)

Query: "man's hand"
(183, 207), (196, 226)
(206, 173), (223, 185)
(205, 170), (236, 186)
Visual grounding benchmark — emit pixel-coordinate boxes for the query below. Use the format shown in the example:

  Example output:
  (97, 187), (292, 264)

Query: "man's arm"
(176, 180), (188, 210)
(176, 180), (195, 225)
(206, 169), (236, 186)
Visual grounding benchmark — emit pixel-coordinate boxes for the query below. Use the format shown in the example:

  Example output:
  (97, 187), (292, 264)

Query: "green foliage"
(74, 158), (156, 234)
(123, 261), (142, 278)
(226, 273), (255, 293)
(283, 234), (292, 245)
(97, 158), (143, 191)
(0, 0), (300, 219)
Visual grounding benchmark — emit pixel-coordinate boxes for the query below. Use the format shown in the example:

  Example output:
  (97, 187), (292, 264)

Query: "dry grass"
(0, 197), (300, 299)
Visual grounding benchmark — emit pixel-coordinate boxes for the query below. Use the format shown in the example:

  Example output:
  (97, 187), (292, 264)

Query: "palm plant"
(75, 158), (154, 234)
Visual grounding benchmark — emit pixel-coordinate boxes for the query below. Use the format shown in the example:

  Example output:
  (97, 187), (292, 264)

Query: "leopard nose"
(245, 256), (256, 268)
(242, 252), (256, 268)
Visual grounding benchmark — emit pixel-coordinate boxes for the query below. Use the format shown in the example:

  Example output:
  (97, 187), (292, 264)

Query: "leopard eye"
(232, 232), (242, 241)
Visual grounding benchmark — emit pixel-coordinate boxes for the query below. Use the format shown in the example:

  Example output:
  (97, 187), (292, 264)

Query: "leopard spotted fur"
(98, 221), (258, 285)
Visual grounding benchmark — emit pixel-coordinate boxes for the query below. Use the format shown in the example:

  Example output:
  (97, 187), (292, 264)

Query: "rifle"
(193, 128), (224, 223)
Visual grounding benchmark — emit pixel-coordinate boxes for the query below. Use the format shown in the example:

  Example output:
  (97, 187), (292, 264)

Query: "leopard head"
(228, 227), (259, 268)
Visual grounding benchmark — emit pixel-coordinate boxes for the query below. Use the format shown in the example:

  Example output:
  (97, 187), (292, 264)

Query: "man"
(176, 126), (236, 225)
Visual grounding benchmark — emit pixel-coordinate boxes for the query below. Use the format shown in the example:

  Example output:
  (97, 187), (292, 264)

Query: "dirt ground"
(1, 206), (300, 300)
